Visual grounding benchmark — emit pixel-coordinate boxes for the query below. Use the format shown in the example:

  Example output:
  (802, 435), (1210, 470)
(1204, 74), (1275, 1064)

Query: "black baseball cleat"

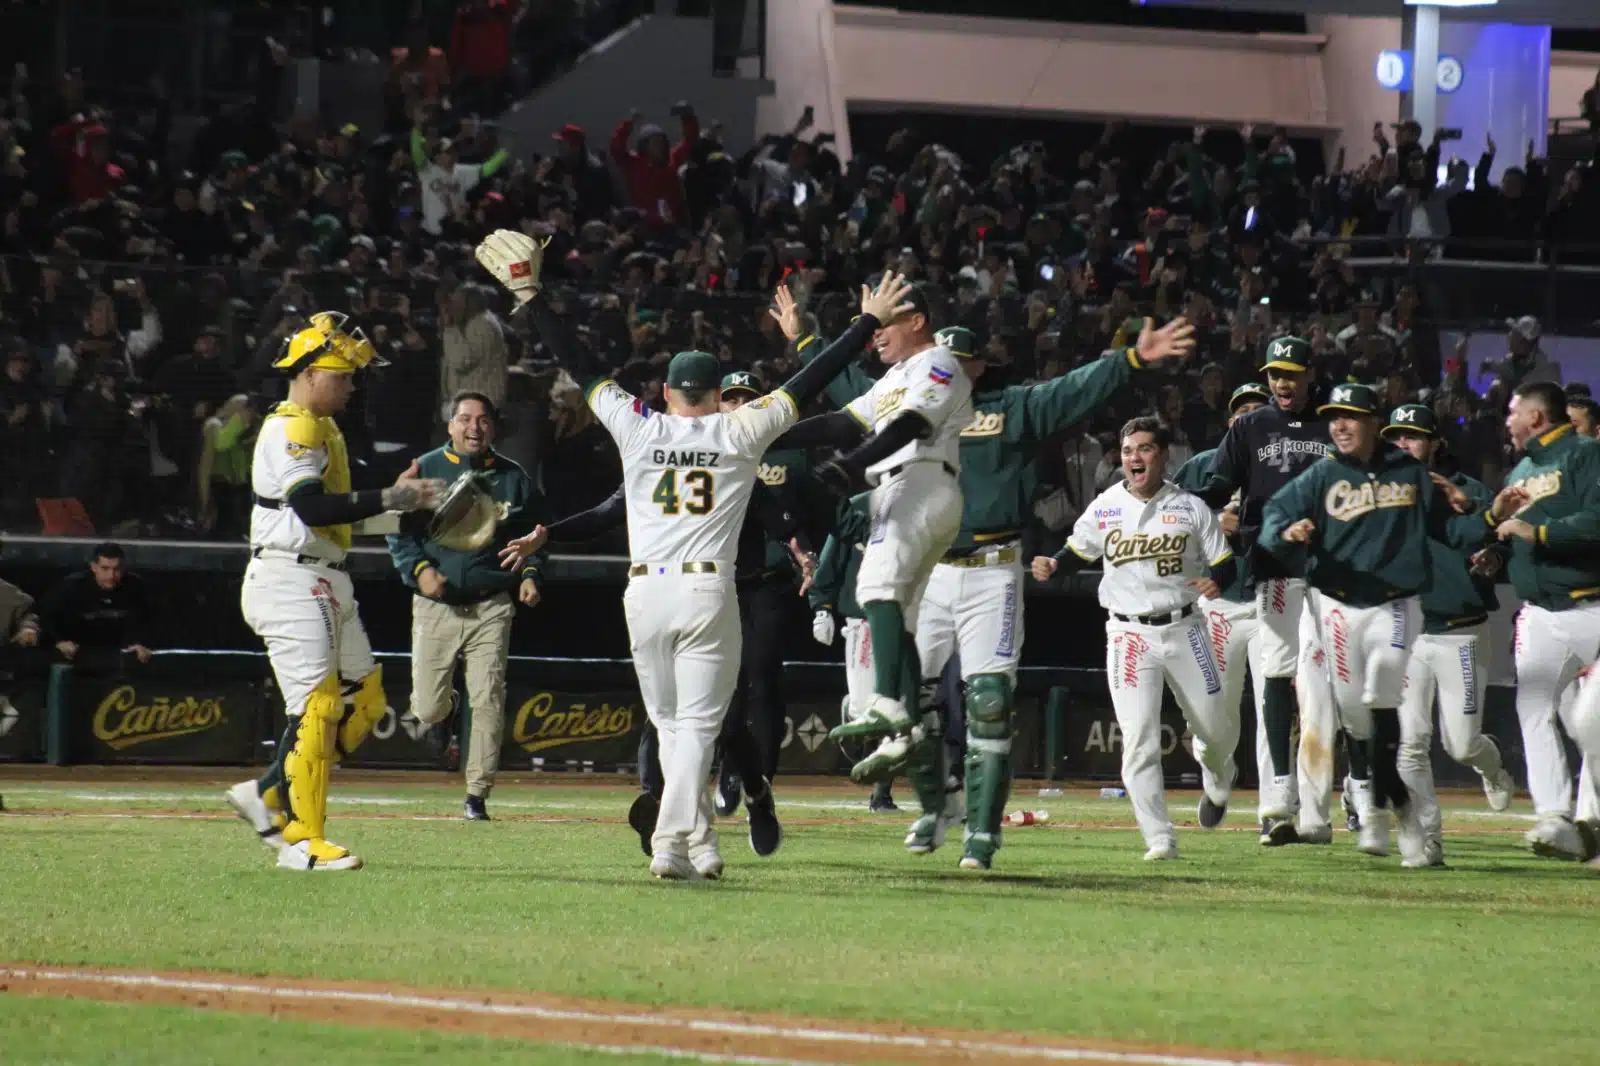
(715, 772), (742, 817)
(1197, 793), (1227, 829)
(745, 778), (782, 858)
(462, 795), (489, 821)
(868, 782), (899, 813)
(1260, 817), (1299, 847)
(628, 791), (660, 857)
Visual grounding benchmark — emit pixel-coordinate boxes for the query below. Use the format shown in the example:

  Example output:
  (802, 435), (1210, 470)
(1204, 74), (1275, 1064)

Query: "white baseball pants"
(241, 555), (376, 715)
(1255, 577), (1306, 678)
(1513, 603), (1600, 818)
(1295, 589), (1339, 833)
(1318, 596), (1421, 732)
(916, 555), (1024, 683)
(841, 617), (875, 721)
(1398, 625), (1502, 842)
(1192, 597), (1260, 808)
(623, 570), (740, 866)
(855, 462), (962, 627)
(1106, 613), (1237, 850)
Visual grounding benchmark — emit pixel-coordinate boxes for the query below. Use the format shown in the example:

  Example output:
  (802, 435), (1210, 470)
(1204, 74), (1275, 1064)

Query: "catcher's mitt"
(429, 471), (500, 552)
(475, 229), (550, 297)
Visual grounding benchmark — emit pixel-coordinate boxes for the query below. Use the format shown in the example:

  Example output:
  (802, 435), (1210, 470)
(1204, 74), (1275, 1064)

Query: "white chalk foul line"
(0, 967), (1303, 1066)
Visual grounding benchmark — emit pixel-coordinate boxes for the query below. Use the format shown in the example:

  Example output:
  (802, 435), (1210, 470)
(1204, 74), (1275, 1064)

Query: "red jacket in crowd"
(610, 113), (698, 229)
(451, 0), (517, 81)
(49, 118), (124, 204)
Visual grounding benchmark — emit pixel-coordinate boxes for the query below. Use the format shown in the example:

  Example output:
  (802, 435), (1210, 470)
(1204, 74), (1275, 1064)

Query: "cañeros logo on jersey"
(511, 692), (636, 754)
(960, 411), (1005, 437)
(92, 686), (226, 750)
(1516, 470), (1561, 505)
(1323, 479), (1417, 522)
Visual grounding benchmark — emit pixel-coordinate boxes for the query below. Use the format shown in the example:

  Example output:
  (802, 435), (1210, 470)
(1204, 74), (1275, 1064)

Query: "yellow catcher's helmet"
(273, 311), (386, 375)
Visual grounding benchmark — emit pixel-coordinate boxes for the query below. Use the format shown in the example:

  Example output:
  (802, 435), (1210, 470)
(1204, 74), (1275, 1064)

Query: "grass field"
(1, 769), (1595, 1066)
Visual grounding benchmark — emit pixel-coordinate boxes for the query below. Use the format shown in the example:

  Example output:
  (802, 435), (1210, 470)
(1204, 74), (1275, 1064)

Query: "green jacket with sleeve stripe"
(1494, 423), (1600, 611)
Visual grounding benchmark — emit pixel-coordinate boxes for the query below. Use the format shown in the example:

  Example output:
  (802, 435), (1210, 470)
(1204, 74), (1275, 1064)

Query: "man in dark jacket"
(43, 542), (153, 673)
(387, 391), (547, 820)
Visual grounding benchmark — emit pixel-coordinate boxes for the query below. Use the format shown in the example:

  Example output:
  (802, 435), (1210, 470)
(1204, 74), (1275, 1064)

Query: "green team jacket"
(1494, 423), (1600, 611)
(808, 494), (872, 619)
(1173, 447), (1252, 603)
(1260, 443), (1488, 607)
(797, 333), (1143, 551)
(757, 446), (813, 574)
(387, 445), (548, 605)
(1423, 471), (1499, 634)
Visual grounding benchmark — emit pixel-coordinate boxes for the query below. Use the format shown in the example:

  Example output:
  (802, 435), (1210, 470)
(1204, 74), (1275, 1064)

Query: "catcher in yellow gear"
(225, 312), (445, 870)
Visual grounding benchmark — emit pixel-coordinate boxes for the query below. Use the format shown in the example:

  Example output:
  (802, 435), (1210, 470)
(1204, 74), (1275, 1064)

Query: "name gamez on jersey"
(1256, 439), (1330, 464)
(651, 449), (721, 467)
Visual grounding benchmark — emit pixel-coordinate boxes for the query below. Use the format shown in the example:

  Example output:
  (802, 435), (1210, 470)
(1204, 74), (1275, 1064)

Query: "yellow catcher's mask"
(273, 311), (386, 375)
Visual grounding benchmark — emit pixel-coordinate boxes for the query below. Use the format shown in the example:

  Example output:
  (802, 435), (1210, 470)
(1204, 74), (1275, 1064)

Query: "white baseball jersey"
(844, 345), (972, 483)
(249, 403), (353, 563)
(1067, 481), (1232, 615)
(587, 380), (797, 567)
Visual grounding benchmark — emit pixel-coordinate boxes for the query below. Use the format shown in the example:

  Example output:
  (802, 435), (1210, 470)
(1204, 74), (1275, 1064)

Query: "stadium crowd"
(3, 21), (1600, 543)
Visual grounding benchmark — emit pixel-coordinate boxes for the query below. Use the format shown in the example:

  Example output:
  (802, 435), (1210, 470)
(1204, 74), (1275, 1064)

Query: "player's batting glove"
(812, 609), (836, 646)
(814, 457), (863, 497)
(474, 228), (549, 297)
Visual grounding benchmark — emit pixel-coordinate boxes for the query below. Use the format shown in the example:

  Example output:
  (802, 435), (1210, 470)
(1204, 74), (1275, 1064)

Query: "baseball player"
(386, 390), (547, 821)
(1480, 380), (1600, 861)
(1199, 336), (1338, 845)
(809, 493), (898, 811)
(1173, 383), (1280, 822)
(225, 313), (444, 871)
(716, 369), (819, 816)
(529, 372), (815, 860)
(768, 286), (975, 795)
(1260, 383), (1488, 864)
(480, 229), (910, 879)
(1032, 416), (1239, 860)
(781, 291), (1197, 865)
(1379, 403), (1515, 865)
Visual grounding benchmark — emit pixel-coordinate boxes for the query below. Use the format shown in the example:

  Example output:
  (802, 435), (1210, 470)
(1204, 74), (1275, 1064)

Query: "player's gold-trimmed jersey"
(1068, 481), (1232, 616)
(249, 402), (353, 559)
(844, 344), (972, 483)
(587, 381), (797, 568)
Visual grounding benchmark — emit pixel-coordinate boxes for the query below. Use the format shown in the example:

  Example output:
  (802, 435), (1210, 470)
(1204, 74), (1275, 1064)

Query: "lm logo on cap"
(1330, 385), (1356, 405)
(1270, 339), (1297, 361)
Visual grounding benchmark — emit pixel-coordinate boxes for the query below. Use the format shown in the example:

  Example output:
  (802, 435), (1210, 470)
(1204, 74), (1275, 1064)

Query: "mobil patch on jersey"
(928, 365), (953, 386)
(1095, 506), (1121, 530)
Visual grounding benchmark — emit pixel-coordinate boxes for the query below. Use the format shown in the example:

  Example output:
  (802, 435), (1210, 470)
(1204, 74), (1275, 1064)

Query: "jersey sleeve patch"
(279, 413), (327, 450)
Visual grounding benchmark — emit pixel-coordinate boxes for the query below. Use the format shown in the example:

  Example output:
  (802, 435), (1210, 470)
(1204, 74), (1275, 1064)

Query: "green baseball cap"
(1317, 382), (1381, 417)
(1383, 403), (1438, 438)
(720, 370), (763, 398)
(935, 326), (980, 360)
(1261, 335), (1311, 373)
(1229, 383), (1271, 412)
(666, 350), (721, 391)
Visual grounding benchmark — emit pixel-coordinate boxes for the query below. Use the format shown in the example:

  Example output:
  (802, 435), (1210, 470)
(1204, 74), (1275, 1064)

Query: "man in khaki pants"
(387, 391), (547, 819)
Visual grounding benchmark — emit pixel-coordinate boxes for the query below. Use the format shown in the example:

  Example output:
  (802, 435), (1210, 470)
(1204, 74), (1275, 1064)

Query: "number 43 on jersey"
(652, 469), (716, 515)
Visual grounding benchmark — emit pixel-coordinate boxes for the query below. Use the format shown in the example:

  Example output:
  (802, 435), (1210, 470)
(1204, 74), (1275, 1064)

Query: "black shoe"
(1198, 793), (1227, 829)
(868, 782), (899, 813)
(463, 795), (489, 821)
(745, 778), (782, 858)
(1260, 817), (1299, 847)
(715, 772), (742, 817)
(628, 791), (659, 857)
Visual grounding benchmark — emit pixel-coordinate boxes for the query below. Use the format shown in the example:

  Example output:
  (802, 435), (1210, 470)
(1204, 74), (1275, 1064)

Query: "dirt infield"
(0, 964), (1398, 1066)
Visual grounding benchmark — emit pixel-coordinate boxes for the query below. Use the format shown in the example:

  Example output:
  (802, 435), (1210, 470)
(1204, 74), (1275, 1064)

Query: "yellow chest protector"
(268, 401), (353, 551)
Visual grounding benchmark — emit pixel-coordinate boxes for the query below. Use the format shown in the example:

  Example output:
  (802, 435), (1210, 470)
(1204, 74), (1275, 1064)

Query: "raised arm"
(474, 231), (605, 387)
(1019, 317), (1194, 440)
(773, 272), (913, 411)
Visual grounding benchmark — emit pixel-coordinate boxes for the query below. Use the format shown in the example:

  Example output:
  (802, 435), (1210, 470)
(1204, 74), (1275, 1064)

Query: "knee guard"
(337, 667), (386, 757)
(963, 674), (1014, 849)
(282, 675), (342, 845)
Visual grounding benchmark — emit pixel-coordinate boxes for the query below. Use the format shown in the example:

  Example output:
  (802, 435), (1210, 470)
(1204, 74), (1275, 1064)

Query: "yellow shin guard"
(282, 676), (341, 846)
(338, 667), (386, 757)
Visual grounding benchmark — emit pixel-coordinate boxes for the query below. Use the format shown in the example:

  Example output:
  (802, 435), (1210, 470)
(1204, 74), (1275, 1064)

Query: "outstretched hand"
(1135, 316), (1196, 365)
(499, 524), (550, 570)
(859, 271), (915, 324)
(769, 283), (802, 342)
